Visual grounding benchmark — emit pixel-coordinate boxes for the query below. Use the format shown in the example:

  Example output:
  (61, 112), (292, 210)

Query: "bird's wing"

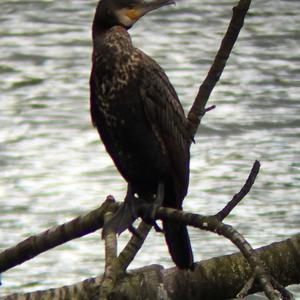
(136, 50), (191, 205)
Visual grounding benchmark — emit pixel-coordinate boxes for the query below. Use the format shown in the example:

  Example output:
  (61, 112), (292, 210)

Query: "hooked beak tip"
(147, 0), (176, 10)
(162, 0), (176, 7)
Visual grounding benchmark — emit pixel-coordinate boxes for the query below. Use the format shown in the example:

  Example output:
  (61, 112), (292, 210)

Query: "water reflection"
(0, 0), (299, 297)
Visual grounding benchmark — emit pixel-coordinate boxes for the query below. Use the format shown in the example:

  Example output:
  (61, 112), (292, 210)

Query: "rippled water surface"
(0, 0), (299, 298)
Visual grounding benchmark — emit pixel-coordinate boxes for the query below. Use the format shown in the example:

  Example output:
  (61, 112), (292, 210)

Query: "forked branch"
(100, 220), (152, 299)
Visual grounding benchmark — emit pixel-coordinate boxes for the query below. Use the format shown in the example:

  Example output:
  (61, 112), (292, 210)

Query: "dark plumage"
(90, 0), (194, 269)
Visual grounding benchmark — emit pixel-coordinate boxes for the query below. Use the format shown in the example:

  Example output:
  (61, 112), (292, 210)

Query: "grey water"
(0, 0), (299, 298)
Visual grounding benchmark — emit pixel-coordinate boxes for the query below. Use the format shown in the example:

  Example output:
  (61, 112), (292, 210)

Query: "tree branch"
(217, 223), (280, 300)
(216, 160), (260, 221)
(103, 211), (118, 270)
(0, 197), (119, 273)
(2, 235), (299, 300)
(99, 212), (118, 299)
(99, 221), (152, 299)
(187, 0), (252, 137)
(0, 160), (295, 299)
(118, 221), (152, 271)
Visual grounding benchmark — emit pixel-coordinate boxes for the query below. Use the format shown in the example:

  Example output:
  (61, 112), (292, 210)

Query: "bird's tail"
(163, 218), (194, 269)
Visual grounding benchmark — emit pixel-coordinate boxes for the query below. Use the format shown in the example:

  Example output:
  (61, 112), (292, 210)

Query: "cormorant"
(90, 0), (194, 269)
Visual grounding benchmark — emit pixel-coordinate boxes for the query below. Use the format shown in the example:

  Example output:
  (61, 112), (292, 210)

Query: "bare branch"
(237, 275), (256, 298)
(216, 160), (261, 221)
(187, 0), (252, 137)
(99, 212), (118, 300)
(103, 212), (117, 272)
(217, 223), (280, 300)
(154, 207), (281, 299)
(3, 234), (299, 300)
(271, 278), (295, 300)
(99, 220), (152, 299)
(118, 221), (152, 271)
(0, 197), (119, 273)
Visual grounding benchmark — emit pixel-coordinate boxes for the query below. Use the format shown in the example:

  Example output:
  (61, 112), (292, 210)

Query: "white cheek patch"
(116, 8), (135, 27)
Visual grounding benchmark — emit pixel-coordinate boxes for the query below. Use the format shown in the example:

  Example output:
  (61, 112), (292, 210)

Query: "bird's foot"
(139, 183), (164, 232)
(102, 184), (140, 237)
(102, 183), (165, 237)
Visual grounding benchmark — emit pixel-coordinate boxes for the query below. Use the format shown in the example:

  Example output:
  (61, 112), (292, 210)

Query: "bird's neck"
(92, 26), (133, 56)
(92, 17), (110, 40)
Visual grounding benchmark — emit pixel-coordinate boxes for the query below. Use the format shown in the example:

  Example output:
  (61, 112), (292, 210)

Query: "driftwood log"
(1, 234), (299, 300)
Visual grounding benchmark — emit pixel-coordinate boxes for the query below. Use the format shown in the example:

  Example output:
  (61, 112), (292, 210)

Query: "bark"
(0, 199), (118, 274)
(2, 234), (299, 300)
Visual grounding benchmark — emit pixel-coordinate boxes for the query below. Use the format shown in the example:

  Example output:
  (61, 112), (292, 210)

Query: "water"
(0, 0), (299, 298)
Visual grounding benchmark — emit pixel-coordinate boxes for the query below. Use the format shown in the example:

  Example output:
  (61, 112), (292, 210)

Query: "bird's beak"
(125, 0), (175, 22)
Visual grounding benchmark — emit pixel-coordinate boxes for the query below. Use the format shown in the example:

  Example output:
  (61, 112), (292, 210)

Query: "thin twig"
(118, 221), (152, 271)
(237, 275), (256, 298)
(187, 0), (252, 137)
(215, 160), (260, 221)
(204, 105), (216, 114)
(271, 278), (295, 300)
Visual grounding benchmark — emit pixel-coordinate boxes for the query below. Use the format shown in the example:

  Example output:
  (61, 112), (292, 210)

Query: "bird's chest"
(92, 58), (168, 180)
(95, 77), (142, 133)
(94, 81), (166, 186)
(94, 51), (142, 125)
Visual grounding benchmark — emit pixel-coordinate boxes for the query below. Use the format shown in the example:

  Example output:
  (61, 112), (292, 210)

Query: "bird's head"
(93, 0), (175, 30)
